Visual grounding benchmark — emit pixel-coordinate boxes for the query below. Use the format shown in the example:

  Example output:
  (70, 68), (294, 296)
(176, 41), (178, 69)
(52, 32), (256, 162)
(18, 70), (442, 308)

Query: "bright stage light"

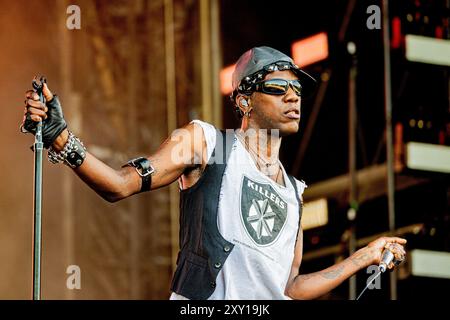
(301, 198), (328, 230)
(406, 35), (450, 67)
(291, 32), (329, 68)
(220, 64), (236, 95)
(220, 33), (329, 96)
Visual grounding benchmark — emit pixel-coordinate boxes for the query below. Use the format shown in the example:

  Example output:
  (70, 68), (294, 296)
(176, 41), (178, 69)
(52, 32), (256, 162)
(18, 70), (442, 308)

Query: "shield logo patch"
(240, 176), (288, 246)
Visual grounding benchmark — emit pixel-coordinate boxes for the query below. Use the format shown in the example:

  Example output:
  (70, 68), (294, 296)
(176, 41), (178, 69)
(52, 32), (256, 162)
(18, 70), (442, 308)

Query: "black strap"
(288, 175), (302, 209)
(122, 157), (154, 192)
(288, 175), (303, 242)
(137, 158), (152, 192)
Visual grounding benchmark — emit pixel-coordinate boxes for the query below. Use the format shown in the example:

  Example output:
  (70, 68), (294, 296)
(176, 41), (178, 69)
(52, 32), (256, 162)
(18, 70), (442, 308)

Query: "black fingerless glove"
(23, 95), (67, 149)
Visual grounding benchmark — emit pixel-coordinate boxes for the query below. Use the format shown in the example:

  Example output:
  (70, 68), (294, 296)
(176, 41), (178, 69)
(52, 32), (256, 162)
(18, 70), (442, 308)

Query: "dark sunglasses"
(252, 78), (302, 96)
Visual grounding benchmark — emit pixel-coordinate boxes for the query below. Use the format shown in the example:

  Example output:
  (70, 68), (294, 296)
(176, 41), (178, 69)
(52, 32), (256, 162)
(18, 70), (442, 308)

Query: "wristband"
(48, 130), (86, 168)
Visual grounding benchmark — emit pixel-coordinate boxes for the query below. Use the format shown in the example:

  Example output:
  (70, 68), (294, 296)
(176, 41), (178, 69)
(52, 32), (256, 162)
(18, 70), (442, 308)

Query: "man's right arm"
(23, 84), (206, 203)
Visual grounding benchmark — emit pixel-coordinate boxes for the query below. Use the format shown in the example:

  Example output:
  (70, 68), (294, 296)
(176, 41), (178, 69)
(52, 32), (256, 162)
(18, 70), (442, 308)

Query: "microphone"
(379, 249), (395, 272)
(358, 248), (404, 300)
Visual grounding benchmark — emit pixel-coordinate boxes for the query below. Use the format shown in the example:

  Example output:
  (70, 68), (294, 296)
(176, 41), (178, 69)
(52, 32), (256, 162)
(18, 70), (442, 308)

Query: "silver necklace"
(236, 132), (282, 180)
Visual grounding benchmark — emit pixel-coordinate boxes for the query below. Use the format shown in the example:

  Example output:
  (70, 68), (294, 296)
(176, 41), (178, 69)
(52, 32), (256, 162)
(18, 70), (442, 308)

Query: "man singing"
(21, 46), (406, 300)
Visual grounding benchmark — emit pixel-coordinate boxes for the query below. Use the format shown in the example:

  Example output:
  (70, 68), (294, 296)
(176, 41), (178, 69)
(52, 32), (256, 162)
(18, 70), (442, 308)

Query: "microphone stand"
(31, 77), (46, 300)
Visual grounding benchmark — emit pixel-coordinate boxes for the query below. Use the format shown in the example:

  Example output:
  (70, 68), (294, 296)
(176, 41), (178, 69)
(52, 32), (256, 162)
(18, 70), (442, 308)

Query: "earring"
(239, 98), (250, 117)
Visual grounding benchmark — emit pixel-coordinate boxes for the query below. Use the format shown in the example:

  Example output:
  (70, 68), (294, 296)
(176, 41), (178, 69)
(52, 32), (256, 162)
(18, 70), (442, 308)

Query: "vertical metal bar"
(382, 0), (397, 300)
(32, 121), (44, 300)
(348, 53), (358, 300)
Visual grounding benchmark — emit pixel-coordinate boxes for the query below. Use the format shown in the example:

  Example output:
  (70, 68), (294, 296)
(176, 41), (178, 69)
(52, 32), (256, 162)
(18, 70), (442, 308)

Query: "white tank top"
(171, 120), (306, 300)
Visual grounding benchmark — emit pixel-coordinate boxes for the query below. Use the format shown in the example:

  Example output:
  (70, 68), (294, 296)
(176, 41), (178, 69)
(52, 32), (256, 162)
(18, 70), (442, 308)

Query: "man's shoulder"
(190, 119), (216, 131)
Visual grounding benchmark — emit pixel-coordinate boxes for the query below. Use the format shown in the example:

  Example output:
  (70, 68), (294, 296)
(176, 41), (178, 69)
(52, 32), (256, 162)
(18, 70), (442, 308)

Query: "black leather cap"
(232, 46), (317, 98)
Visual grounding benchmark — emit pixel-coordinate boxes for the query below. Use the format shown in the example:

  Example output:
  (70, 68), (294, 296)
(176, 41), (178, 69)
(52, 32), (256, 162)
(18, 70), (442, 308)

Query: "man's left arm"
(285, 228), (406, 300)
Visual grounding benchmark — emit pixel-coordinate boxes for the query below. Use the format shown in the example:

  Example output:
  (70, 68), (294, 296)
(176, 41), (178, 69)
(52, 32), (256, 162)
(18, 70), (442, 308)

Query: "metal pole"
(382, 0), (397, 300)
(347, 44), (358, 300)
(32, 80), (45, 300)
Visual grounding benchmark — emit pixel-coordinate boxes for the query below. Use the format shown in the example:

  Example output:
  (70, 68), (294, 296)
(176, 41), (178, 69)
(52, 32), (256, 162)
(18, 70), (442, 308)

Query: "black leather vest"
(170, 129), (302, 299)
